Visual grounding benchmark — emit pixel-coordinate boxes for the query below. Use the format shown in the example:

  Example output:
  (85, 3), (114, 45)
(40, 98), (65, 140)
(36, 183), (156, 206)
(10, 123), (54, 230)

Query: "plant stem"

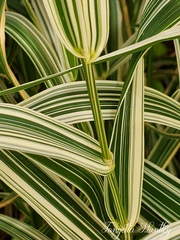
(122, 232), (132, 240)
(82, 60), (112, 165)
(106, 171), (127, 228)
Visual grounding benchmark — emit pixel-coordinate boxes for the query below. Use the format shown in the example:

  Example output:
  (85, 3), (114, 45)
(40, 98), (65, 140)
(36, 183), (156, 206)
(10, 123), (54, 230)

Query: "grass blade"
(0, 214), (51, 240)
(0, 150), (117, 240)
(0, 104), (114, 175)
(0, 0), (28, 99)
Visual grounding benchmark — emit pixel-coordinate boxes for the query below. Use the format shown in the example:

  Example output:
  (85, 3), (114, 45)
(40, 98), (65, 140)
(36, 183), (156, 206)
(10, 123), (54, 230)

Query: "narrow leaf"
(141, 220), (180, 240)
(142, 160), (180, 223)
(17, 81), (180, 129)
(5, 12), (66, 86)
(0, 214), (51, 240)
(0, 0), (28, 99)
(0, 104), (114, 175)
(42, 0), (109, 63)
(0, 150), (118, 240)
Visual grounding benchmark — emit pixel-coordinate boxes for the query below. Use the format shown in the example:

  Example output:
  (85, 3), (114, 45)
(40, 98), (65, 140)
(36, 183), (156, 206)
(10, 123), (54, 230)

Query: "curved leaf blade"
(95, 25), (180, 64)
(0, 104), (114, 175)
(24, 153), (108, 222)
(18, 81), (180, 129)
(0, 214), (51, 240)
(5, 12), (66, 86)
(0, 0), (28, 99)
(142, 160), (180, 223)
(0, 150), (117, 240)
(141, 220), (180, 240)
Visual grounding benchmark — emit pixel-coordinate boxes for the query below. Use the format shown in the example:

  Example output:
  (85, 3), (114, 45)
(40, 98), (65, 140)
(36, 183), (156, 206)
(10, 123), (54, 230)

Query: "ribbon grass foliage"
(42, 0), (112, 164)
(0, 1), (29, 100)
(0, 0), (180, 239)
